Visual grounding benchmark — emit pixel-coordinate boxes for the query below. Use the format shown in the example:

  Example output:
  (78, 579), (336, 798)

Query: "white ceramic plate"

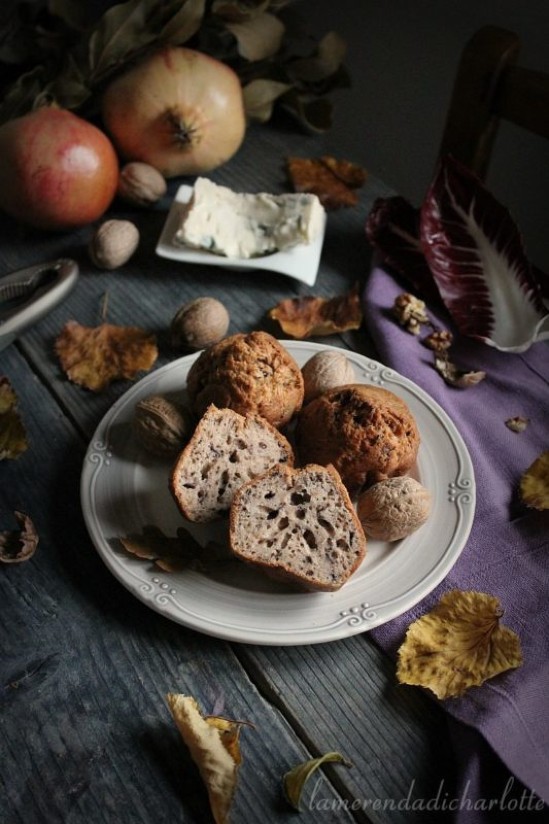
(155, 185), (326, 287)
(81, 342), (475, 646)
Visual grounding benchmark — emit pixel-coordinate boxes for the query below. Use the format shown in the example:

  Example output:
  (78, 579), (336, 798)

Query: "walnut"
(423, 329), (453, 352)
(89, 219), (140, 269)
(170, 297), (230, 351)
(392, 293), (429, 334)
(301, 350), (356, 403)
(117, 162), (167, 207)
(357, 476), (431, 541)
(133, 394), (191, 456)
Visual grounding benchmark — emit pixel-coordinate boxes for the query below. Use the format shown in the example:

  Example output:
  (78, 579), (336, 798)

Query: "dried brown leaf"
(0, 511), (39, 563)
(320, 155), (367, 188)
(434, 355), (486, 388)
(119, 525), (232, 572)
(55, 320), (158, 392)
(167, 693), (247, 824)
(269, 286), (362, 339)
(520, 450), (549, 510)
(397, 590), (523, 699)
(0, 377), (28, 460)
(286, 155), (366, 210)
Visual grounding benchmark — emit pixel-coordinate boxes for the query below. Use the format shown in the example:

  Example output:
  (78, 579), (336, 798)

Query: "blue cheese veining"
(175, 177), (325, 259)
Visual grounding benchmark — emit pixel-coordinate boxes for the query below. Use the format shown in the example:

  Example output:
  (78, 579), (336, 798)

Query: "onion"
(101, 47), (246, 178)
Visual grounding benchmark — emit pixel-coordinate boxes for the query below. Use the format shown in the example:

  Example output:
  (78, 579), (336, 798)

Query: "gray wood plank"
(237, 640), (456, 824)
(0, 119), (454, 824)
(0, 348), (360, 824)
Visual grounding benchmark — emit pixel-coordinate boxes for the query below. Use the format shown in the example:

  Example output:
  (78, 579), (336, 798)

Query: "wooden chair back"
(438, 25), (549, 180)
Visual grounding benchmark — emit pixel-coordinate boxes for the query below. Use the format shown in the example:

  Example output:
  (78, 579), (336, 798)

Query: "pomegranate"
(0, 107), (119, 231)
(101, 47), (246, 178)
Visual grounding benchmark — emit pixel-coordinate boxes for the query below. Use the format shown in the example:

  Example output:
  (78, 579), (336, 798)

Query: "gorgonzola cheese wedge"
(175, 177), (325, 259)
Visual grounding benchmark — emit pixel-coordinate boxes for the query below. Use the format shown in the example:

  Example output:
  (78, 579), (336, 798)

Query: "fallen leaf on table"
(0, 377), (28, 460)
(55, 320), (158, 392)
(520, 450), (549, 510)
(286, 155), (367, 210)
(0, 511), (39, 563)
(269, 287), (362, 339)
(505, 416), (529, 433)
(119, 525), (232, 572)
(283, 752), (352, 811)
(397, 590), (523, 700)
(167, 693), (248, 824)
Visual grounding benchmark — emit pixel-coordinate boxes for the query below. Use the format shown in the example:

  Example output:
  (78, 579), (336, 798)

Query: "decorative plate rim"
(80, 341), (475, 646)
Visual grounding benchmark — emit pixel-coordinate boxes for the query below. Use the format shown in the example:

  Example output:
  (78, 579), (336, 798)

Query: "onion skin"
(101, 47), (246, 178)
(0, 107), (119, 231)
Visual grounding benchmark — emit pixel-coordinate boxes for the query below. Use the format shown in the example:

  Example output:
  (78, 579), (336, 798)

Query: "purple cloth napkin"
(363, 264), (549, 817)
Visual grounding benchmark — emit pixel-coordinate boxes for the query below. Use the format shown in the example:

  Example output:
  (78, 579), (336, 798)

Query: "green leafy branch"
(0, 0), (350, 132)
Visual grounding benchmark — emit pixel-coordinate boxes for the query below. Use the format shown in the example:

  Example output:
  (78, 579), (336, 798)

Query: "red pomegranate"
(0, 106), (119, 231)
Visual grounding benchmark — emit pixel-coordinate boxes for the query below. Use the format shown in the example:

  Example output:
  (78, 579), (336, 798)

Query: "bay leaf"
(279, 90), (333, 133)
(242, 78), (292, 122)
(48, 0), (90, 32)
(0, 65), (46, 124)
(212, 0), (271, 23)
(42, 52), (91, 111)
(225, 12), (284, 61)
(87, 0), (157, 80)
(288, 31), (347, 84)
(159, 0), (206, 45)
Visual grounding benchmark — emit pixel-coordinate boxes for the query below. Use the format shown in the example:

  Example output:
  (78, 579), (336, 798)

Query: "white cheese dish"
(156, 182), (327, 286)
(174, 177), (325, 259)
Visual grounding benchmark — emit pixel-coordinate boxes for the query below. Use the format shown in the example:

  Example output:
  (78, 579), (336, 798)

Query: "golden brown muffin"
(295, 384), (420, 496)
(186, 331), (304, 428)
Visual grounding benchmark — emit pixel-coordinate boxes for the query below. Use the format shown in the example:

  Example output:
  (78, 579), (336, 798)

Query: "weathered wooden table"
(0, 117), (457, 824)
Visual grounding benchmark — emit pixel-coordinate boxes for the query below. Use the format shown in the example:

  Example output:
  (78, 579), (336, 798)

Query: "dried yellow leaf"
(397, 590), (522, 700)
(269, 286), (362, 339)
(55, 320), (158, 392)
(520, 450), (549, 510)
(0, 377), (28, 460)
(167, 693), (246, 824)
(283, 751), (352, 811)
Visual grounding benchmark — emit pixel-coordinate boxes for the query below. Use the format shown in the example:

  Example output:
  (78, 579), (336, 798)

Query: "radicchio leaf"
(420, 156), (549, 352)
(365, 196), (441, 305)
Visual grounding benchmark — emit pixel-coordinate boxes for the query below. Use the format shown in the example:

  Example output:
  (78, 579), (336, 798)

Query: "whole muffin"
(186, 331), (304, 428)
(295, 383), (420, 496)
